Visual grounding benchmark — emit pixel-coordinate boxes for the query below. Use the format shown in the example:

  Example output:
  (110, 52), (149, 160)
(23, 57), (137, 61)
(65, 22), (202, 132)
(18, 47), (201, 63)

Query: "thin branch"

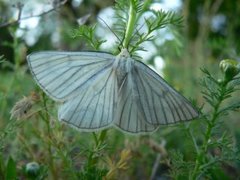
(0, 0), (68, 28)
(16, 2), (24, 21)
(185, 124), (200, 154)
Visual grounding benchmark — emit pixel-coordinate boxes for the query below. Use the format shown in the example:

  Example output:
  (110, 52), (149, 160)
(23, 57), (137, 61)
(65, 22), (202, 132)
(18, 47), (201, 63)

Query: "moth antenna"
(98, 16), (123, 50)
(118, 32), (125, 51)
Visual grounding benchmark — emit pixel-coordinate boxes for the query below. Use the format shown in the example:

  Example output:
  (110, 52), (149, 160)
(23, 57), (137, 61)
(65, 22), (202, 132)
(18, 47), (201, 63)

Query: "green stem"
(56, 148), (78, 180)
(123, 0), (137, 49)
(13, 31), (20, 70)
(41, 93), (58, 180)
(190, 81), (228, 179)
(86, 130), (108, 171)
(185, 124), (199, 154)
(39, 94), (77, 179)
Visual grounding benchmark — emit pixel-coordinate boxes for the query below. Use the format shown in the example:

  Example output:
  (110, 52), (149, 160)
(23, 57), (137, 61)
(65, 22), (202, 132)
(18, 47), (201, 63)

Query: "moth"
(27, 49), (198, 134)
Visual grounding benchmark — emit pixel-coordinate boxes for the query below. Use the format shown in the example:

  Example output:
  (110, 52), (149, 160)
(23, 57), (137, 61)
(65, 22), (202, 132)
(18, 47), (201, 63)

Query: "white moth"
(27, 49), (198, 134)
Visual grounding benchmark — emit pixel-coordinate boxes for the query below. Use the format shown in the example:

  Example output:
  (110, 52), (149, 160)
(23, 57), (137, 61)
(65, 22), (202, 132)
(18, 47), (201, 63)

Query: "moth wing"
(133, 60), (199, 125)
(27, 51), (114, 101)
(115, 68), (158, 134)
(58, 67), (117, 130)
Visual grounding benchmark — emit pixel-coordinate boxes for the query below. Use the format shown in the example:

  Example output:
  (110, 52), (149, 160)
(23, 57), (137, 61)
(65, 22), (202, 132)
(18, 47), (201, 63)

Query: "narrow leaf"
(6, 157), (17, 180)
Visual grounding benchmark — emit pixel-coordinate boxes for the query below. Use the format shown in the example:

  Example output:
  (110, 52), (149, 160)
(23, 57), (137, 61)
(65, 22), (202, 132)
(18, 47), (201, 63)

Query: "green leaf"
(218, 102), (240, 115)
(6, 157), (17, 180)
(0, 55), (5, 63)
(0, 155), (5, 179)
(71, 25), (106, 50)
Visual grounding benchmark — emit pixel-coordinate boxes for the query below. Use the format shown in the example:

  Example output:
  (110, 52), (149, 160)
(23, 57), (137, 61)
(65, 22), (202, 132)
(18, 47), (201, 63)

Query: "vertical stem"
(13, 30), (20, 70)
(86, 130), (108, 171)
(185, 124), (199, 154)
(122, 0), (137, 49)
(41, 93), (58, 180)
(190, 82), (228, 179)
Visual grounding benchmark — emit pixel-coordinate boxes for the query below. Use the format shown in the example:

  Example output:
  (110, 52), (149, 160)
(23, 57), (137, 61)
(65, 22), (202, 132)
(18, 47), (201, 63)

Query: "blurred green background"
(0, 0), (240, 179)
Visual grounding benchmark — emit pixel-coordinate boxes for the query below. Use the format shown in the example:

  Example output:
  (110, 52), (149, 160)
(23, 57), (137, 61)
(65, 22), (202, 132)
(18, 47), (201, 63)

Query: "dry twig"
(0, 0), (67, 28)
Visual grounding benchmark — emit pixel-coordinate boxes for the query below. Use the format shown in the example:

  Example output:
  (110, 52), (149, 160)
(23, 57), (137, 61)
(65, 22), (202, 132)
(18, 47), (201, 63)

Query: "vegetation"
(0, 0), (240, 179)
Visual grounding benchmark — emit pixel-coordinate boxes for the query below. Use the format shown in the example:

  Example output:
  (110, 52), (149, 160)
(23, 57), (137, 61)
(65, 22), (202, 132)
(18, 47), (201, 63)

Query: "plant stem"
(123, 0), (137, 49)
(86, 130), (108, 171)
(40, 93), (58, 180)
(190, 81), (228, 179)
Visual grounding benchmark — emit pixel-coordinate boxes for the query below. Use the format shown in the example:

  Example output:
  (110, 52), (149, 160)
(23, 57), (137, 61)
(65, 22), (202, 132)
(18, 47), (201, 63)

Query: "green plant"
(72, 0), (181, 55)
(192, 60), (240, 179)
(169, 59), (240, 179)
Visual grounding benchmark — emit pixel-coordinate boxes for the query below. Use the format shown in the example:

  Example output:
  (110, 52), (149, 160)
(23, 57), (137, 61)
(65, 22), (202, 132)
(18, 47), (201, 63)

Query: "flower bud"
(219, 59), (240, 80)
(25, 162), (40, 177)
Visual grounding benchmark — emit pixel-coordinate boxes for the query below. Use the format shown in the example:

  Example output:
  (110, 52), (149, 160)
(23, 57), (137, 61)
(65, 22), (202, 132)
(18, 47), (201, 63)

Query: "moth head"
(119, 48), (130, 58)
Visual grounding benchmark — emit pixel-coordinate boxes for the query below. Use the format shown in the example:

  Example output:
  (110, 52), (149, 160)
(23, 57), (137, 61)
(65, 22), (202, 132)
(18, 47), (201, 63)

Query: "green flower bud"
(25, 162), (40, 177)
(219, 59), (240, 80)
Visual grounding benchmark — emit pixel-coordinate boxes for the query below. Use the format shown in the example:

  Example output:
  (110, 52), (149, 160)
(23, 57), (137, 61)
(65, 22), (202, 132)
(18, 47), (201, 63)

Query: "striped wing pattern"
(114, 59), (198, 133)
(27, 52), (114, 101)
(115, 69), (158, 133)
(133, 61), (198, 125)
(58, 68), (117, 130)
(27, 51), (198, 134)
